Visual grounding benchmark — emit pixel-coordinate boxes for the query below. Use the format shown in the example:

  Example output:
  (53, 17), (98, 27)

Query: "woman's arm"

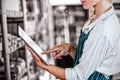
(26, 44), (76, 79)
(45, 65), (66, 80)
(26, 45), (66, 79)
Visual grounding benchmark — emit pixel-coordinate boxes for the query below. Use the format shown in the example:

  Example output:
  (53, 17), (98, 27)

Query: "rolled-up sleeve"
(65, 67), (81, 80)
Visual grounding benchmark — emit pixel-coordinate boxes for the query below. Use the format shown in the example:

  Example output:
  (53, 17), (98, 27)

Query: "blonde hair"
(108, 0), (112, 3)
(87, 0), (113, 26)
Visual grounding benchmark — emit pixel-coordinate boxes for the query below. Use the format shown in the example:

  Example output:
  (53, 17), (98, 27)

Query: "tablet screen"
(18, 26), (48, 65)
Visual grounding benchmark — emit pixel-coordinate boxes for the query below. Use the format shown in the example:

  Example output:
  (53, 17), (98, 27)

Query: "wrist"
(45, 64), (54, 72)
(61, 43), (75, 58)
(69, 44), (75, 59)
(61, 43), (72, 51)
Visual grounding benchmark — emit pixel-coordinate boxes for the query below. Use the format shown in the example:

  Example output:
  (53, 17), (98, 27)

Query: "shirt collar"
(82, 6), (114, 34)
(99, 6), (114, 21)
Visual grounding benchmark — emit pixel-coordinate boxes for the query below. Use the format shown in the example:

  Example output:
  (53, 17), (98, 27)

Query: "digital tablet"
(18, 26), (48, 65)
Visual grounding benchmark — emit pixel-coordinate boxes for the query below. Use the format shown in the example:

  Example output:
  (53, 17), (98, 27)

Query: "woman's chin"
(82, 6), (90, 10)
(83, 6), (89, 10)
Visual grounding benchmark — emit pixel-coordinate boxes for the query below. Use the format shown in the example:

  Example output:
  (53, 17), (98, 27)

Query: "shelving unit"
(7, 34), (25, 55)
(0, 0), (30, 80)
(52, 4), (88, 47)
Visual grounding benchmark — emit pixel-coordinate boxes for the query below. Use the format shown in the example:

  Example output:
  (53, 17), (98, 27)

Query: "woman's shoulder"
(98, 13), (120, 44)
(103, 20), (120, 45)
(103, 13), (120, 35)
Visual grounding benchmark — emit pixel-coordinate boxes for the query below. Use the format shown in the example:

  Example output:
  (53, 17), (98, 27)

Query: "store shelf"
(7, 18), (23, 23)
(0, 9), (23, 18)
(0, 40), (25, 55)
(8, 40), (25, 55)
(0, 0), (31, 80)
(0, 66), (18, 80)
(0, 66), (27, 80)
(6, 10), (23, 18)
(0, 34), (25, 55)
(0, 9), (23, 23)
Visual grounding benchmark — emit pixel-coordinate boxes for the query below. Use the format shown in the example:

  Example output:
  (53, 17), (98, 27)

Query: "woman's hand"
(25, 45), (48, 70)
(42, 43), (75, 59)
(25, 44), (73, 79)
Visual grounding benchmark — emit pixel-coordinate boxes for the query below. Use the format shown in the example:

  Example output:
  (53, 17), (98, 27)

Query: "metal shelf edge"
(0, 9), (23, 18)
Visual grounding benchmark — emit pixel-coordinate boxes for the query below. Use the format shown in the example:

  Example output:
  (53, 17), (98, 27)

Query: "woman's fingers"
(53, 51), (64, 59)
(42, 47), (60, 54)
(25, 45), (48, 70)
(42, 44), (69, 59)
(26, 45), (40, 62)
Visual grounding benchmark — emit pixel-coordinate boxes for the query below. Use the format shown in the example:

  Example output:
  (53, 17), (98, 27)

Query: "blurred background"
(0, 0), (120, 80)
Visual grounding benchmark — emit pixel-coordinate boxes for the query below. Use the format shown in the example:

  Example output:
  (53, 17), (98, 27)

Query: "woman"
(26, 0), (120, 80)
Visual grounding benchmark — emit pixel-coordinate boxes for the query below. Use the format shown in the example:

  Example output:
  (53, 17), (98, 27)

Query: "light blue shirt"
(65, 6), (120, 80)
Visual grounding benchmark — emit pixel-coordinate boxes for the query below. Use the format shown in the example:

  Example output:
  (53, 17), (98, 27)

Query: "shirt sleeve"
(65, 68), (81, 80)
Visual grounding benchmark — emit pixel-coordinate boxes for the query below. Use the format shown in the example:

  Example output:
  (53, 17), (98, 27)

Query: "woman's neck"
(93, 0), (112, 20)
